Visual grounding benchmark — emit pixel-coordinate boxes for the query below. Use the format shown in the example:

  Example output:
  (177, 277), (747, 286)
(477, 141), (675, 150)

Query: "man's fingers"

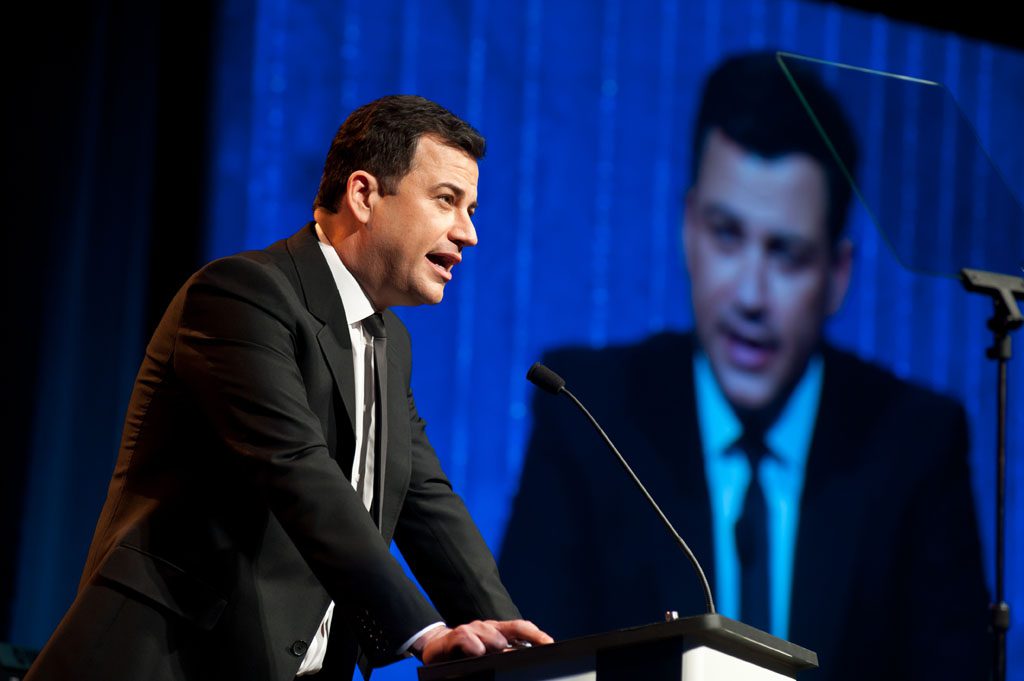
(421, 620), (554, 665)
(422, 626), (483, 664)
(446, 624), (489, 657)
(490, 619), (555, 645)
(423, 621), (505, 663)
(462, 621), (511, 651)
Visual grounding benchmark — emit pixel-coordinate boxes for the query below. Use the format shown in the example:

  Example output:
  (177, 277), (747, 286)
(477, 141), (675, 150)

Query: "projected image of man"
(500, 52), (989, 681)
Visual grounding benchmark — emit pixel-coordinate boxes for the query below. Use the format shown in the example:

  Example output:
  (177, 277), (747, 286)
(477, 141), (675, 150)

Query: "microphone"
(525, 362), (716, 615)
(526, 362), (565, 394)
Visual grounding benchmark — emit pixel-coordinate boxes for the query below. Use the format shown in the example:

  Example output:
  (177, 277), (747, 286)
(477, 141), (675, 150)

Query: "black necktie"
(734, 428), (770, 632)
(360, 313), (388, 529)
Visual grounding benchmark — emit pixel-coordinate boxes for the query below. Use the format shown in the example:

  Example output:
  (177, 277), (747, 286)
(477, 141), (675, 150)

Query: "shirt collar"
(314, 222), (377, 327)
(766, 355), (823, 469)
(694, 351), (824, 469)
(694, 352), (742, 461)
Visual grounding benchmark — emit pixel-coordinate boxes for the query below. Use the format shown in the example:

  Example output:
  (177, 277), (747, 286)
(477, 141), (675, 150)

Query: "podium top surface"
(418, 614), (818, 680)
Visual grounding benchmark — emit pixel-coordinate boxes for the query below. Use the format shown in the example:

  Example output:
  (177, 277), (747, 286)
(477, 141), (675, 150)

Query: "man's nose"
(734, 251), (768, 314)
(451, 212), (478, 249)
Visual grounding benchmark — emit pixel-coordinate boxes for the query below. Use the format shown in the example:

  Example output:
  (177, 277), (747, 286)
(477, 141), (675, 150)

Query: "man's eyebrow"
(768, 232), (816, 251)
(431, 182), (465, 196)
(431, 182), (478, 209)
(701, 201), (740, 223)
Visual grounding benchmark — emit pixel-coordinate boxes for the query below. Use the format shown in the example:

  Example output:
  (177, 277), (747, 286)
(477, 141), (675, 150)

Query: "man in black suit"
(500, 53), (989, 680)
(27, 95), (550, 681)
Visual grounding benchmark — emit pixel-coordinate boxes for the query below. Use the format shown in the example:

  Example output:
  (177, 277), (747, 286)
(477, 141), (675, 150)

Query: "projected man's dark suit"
(501, 333), (989, 681)
(27, 224), (519, 681)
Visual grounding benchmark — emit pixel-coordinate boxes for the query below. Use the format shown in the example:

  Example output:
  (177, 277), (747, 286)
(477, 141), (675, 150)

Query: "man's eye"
(770, 241), (813, 269)
(709, 222), (741, 248)
(438, 194), (455, 205)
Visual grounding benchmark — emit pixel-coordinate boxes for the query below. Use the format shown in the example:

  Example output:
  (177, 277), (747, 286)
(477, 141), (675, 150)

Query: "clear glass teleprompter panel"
(776, 52), (1024, 280)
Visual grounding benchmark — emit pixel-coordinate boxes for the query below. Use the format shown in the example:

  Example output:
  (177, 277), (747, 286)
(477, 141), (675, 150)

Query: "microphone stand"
(960, 267), (1024, 681)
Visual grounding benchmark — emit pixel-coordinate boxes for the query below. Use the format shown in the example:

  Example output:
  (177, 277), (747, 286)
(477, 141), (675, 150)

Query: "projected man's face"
(684, 129), (851, 414)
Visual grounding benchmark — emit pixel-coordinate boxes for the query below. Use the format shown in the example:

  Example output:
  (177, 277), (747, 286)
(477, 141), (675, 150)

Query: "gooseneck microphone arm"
(526, 362), (716, 615)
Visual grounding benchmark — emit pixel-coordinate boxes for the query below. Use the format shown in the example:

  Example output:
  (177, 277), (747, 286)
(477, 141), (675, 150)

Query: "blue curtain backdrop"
(11, 1), (1023, 679)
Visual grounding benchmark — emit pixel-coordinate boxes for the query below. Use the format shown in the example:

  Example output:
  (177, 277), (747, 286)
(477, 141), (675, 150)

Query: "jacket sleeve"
(389, 319), (521, 626)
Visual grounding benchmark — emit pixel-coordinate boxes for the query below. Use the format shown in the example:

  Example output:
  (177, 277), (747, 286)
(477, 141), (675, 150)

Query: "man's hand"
(413, 620), (554, 664)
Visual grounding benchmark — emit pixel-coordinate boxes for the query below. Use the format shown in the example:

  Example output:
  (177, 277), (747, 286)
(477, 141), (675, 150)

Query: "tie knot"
(362, 313), (387, 339)
(734, 427), (770, 466)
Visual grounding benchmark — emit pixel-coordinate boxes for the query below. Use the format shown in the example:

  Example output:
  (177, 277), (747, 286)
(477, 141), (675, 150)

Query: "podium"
(419, 615), (817, 681)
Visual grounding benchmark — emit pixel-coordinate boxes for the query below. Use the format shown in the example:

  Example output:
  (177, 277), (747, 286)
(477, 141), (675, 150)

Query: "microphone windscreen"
(527, 362), (566, 394)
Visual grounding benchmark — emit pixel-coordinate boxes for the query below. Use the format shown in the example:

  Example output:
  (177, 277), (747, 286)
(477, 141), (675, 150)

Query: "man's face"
(360, 134), (479, 308)
(684, 129), (851, 413)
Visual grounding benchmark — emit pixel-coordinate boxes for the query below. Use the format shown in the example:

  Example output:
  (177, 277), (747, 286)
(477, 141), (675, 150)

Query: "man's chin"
(382, 289), (444, 308)
(717, 370), (780, 415)
(414, 285), (445, 306)
(427, 284), (446, 304)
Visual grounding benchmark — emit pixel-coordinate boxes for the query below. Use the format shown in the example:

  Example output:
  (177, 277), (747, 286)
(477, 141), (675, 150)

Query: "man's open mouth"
(723, 329), (778, 370)
(426, 252), (459, 279)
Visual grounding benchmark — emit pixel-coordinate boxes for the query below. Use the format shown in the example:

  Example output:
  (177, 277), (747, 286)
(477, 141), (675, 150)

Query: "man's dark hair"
(691, 52), (859, 246)
(314, 95), (485, 212)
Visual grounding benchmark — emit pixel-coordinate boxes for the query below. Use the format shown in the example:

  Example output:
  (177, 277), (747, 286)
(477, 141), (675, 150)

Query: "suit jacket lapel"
(790, 348), (864, 656)
(286, 223), (356, 435)
(285, 225), (411, 544)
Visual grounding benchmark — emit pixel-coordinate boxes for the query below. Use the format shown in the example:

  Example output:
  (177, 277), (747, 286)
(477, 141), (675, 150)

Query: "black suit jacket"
(27, 224), (518, 681)
(500, 332), (989, 681)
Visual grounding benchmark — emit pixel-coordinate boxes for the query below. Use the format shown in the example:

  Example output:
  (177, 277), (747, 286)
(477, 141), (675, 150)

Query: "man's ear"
(345, 170), (380, 224)
(827, 237), (854, 316)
